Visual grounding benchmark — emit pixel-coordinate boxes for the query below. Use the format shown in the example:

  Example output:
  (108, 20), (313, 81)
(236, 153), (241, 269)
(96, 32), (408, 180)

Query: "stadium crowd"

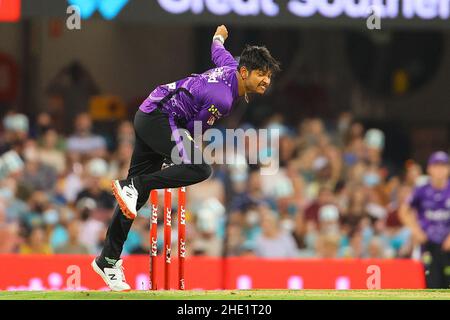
(0, 109), (433, 259)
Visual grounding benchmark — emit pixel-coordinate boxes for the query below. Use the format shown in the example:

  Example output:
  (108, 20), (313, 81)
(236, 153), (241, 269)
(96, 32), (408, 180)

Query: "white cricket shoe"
(91, 258), (131, 292)
(112, 178), (138, 219)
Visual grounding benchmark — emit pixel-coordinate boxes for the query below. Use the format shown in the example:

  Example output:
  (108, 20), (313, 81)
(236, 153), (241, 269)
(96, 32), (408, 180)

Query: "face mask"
(43, 209), (59, 225)
(338, 120), (350, 132)
(281, 219), (294, 232)
(363, 173), (380, 187)
(246, 210), (260, 227)
(0, 188), (14, 200)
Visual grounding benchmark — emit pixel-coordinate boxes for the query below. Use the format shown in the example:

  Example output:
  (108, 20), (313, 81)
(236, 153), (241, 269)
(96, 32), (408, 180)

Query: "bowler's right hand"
(214, 25), (228, 41)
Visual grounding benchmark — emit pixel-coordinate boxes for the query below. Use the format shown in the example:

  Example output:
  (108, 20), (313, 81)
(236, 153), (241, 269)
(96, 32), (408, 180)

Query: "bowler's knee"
(190, 163), (212, 182)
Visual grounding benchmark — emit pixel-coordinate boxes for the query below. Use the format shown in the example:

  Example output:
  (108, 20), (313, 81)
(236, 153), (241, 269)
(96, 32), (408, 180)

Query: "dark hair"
(238, 45), (281, 75)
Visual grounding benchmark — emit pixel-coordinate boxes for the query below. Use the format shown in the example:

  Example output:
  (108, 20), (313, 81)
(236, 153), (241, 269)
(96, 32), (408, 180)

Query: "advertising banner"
(1, 255), (425, 291)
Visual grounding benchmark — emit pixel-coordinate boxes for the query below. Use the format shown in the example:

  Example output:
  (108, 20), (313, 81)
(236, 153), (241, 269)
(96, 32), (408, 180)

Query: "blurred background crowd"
(0, 108), (434, 260)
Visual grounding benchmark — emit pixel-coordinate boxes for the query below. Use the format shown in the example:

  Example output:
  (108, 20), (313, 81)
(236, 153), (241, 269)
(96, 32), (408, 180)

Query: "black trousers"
(421, 241), (450, 289)
(100, 109), (212, 260)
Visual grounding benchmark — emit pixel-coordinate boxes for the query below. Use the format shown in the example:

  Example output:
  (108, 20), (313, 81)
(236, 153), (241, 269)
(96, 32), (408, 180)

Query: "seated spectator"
(55, 220), (89, 254)
(21, 140), (57, 191)
(78, 204), (107, 255)
(1, 112), (29, 155)
(76, 158), (115, 213)
(19, 226), (52, 254)
(116, 120), (135, 146)
(67, 113), (107, 161)
(291, 211), (316, 257)
(37, 128), (66, 175)
(192, 198), (225, 257)
(339, 229), (364, 258)
(254, 207), (298, 258)
(34, 112), (53, 139)
(224, 220), (246, 256)
(0, 199), (20, 253)
(366, 236), (389, 259)
(304, 185), (335, 224)
(318, 204), (341, 236)
(109, 142), (133, 180)
(316, 233), (340, 258)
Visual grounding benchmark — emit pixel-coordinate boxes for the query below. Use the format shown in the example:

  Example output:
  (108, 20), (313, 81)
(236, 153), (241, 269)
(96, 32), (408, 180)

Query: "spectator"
(55, 220), (89, 254)
(0, 100), (446, 263)
(339, 229), (364, 258)
(254, 207), (298, 258)
(116, 121), (135, 147)
(291, 211), (315, 257)
(34, 112), (53, 139)
(19, 227), (52, 254)
(109, 142), (133, 179)
(67, 113), (107, 162)
(316, 233), (340, 258)
(21, 140), (58, 191)
(37, 129), (66, 175)
(0, 199), (20, 253)
(76, 158), (115, 212)
(224, 219), (245, 256)
(304, 185), (335, 224)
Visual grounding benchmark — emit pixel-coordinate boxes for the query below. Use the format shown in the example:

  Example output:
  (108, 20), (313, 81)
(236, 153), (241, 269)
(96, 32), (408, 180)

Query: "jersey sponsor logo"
(207, 67), (224, 83)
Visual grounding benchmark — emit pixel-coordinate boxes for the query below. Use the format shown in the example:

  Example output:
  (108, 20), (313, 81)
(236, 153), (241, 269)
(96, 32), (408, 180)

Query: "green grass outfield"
(0, 290), (449, 300)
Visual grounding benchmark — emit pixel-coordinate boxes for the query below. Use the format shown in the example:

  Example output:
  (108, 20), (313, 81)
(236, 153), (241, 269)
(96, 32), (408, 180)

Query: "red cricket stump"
(178, 187), (186, 290)
(164, 189), (172, 290)
(149, 190), (158, 290)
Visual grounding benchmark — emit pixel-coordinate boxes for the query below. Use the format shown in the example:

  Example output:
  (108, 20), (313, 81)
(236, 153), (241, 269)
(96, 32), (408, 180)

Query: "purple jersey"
(139, 40), (239, 134)
(409, 180), (450, 244)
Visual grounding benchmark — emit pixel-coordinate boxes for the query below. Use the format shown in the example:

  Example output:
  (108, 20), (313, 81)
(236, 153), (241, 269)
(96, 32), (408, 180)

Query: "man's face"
(427, 163), (449, 181)
(245, 68), (272, 95)
(75, 114), (92, 134)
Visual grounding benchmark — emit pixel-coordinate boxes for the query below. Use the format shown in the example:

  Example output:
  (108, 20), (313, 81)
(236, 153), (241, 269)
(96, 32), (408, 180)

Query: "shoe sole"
(91, 259), (131, 292)
(111, 181), (137, 220)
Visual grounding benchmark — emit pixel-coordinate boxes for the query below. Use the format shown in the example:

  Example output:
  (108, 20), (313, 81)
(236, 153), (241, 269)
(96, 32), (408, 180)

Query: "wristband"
(213, 35), (225, 44)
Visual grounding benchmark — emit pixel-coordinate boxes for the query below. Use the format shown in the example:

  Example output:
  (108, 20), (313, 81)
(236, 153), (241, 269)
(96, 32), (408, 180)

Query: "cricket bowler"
(91, 25), (281, 291)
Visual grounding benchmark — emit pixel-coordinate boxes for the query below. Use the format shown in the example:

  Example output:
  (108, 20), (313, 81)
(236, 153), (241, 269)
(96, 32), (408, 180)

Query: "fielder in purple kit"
(91, 25), (281, 291)
(400, 151), (450, 288)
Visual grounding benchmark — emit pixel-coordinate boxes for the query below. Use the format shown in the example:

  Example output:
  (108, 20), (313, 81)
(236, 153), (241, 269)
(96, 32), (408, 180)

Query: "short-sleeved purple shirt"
(409, 180), (450, 244)
(139, 40), (239, 135)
